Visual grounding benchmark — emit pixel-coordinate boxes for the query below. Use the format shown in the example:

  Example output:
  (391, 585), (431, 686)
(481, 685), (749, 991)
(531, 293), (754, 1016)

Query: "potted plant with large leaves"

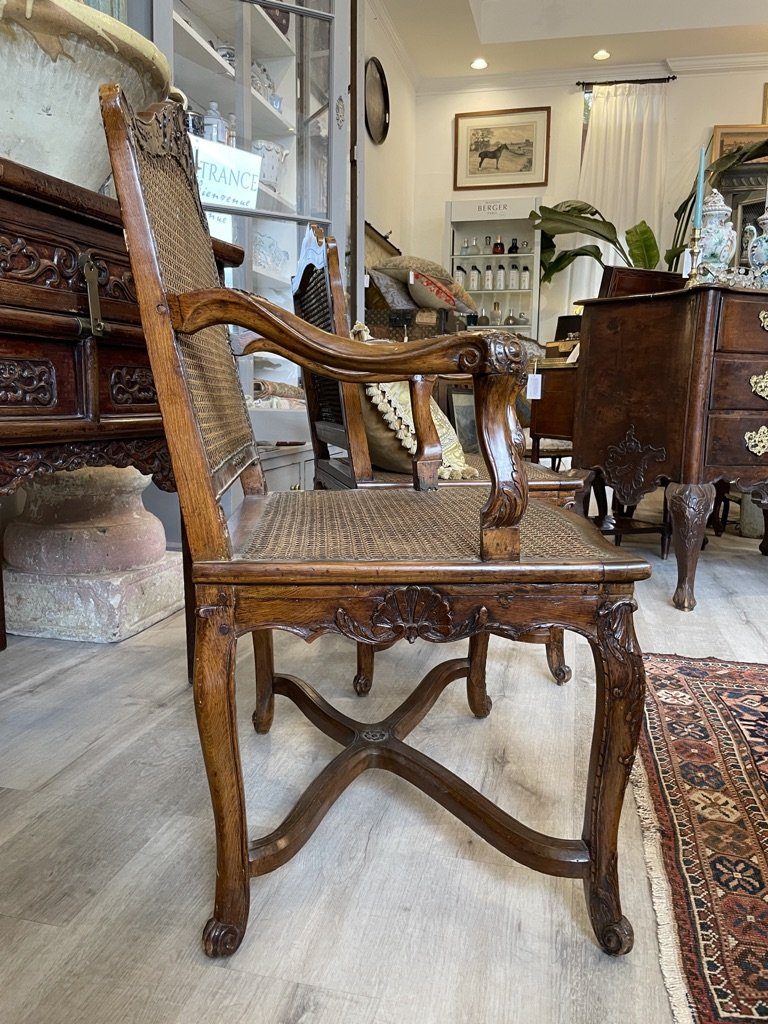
(529, 201), (661, 283)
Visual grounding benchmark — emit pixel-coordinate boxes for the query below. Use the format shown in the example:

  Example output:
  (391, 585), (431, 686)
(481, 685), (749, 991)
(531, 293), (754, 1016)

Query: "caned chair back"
(293, 225), (372, 484)
(100, 86), (261, 561)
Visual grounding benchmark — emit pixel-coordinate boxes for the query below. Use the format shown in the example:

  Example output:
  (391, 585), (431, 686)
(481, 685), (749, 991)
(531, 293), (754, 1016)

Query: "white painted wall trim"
(417, 52), (768, 96)
(365, 0), (420, 88)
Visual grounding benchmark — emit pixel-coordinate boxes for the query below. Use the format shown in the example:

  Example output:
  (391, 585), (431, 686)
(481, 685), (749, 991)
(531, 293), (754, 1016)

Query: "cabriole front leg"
(194, 588), (250, 957)
(666, 482), (716, 611)
(583, 597), (646, 956)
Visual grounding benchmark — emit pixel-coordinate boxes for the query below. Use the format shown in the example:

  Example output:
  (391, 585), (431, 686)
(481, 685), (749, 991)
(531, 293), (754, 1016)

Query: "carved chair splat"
(101, 85), (651, 960)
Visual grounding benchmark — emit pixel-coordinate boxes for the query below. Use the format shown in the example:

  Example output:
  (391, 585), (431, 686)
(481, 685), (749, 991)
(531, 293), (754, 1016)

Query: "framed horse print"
(453, 107), (550, 191)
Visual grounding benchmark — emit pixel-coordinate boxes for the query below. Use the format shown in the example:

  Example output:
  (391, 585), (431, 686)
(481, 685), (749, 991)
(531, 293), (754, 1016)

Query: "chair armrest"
(167, 287), (529, 559)
(167, 288), (522, 382)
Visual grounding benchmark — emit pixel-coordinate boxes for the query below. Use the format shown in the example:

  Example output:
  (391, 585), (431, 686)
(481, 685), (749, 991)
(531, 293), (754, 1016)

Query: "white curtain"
(569, 82), (668, 306)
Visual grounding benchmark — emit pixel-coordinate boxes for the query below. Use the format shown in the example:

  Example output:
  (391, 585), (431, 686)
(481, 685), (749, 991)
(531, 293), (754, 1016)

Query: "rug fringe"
(631, 757), (697, 1024)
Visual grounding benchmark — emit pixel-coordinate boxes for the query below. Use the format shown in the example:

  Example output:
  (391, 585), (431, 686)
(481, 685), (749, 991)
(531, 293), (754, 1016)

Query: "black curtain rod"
(576, 75), (677, 88)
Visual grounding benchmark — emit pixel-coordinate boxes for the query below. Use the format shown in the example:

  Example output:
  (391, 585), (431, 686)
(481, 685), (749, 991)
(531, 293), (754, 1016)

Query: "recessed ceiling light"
(592, 49), (611, 61)
(470, 58), (488, 70)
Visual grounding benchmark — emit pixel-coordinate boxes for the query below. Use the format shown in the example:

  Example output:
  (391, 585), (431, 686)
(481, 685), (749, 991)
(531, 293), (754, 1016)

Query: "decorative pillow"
(360, 380), (479, 480)
(408, 271), (456, 311)
(373, 255), (452, 284)
(450, 279), (477, 313)
(367, 268), (418, 310)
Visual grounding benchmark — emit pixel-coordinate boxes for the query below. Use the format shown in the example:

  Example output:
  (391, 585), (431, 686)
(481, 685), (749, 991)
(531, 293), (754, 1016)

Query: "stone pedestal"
(3, 467), (183, 642)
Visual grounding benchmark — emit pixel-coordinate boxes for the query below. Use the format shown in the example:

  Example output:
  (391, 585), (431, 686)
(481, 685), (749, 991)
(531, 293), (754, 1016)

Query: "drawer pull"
(745, 425), (768, 456)
(760, 311), (768, 331)
(751, 371), (768, 401)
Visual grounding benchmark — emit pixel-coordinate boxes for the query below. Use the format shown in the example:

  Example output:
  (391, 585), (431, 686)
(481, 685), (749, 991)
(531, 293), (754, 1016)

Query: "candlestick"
(693, 145), (706, 230)
(686, 226), (703, 288)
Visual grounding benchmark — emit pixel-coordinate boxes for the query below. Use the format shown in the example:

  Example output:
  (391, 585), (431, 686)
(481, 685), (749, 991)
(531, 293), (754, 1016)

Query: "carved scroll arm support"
(167, 289), (522, 382)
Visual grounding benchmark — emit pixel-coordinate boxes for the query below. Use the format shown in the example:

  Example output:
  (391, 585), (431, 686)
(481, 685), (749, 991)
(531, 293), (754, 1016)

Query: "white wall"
(363, 0), (418, 253)
(412, 83), (583, 338)
(405, 66), (768, 339)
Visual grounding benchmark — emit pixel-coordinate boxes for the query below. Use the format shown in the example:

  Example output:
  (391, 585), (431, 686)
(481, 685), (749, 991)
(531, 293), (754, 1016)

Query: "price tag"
(526, 371), (542, 400)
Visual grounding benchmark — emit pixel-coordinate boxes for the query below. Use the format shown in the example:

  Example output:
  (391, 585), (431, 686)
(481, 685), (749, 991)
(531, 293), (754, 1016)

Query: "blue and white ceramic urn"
(699, 189), (738, 275)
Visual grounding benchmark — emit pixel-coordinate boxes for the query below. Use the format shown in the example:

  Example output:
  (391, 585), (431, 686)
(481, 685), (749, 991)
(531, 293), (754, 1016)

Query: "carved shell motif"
(335, 585), (487, 644)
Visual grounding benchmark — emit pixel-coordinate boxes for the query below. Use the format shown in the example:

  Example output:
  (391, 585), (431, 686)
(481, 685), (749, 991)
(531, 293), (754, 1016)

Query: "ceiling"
(379, 0), (768, 83)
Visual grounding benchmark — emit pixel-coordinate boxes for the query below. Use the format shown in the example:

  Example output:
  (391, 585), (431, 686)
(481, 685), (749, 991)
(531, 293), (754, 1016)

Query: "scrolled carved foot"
(353, 671), (372, 696)
(545, 629), (571, 685)
(471, 693), (493, 718)
(596, 915), (634, 957)
(672, 582), (696, 612)
(252, 705), (274, 734)
(202, 917), (244, 958)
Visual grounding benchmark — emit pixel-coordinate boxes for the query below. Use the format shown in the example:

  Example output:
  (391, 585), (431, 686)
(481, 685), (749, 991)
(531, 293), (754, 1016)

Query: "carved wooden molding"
(0, 358), (56, 407)
(0, 231), (135, 300)
(602, 426), (667, 506)
(109, 366), (158, 405)
(0, 439), (174, 495)
(335, 585), (488, 644)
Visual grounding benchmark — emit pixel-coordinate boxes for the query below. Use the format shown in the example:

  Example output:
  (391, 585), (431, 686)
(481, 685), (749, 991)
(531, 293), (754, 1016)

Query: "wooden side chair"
(101, 85), (651, 960)
(293, 224), (586, 691)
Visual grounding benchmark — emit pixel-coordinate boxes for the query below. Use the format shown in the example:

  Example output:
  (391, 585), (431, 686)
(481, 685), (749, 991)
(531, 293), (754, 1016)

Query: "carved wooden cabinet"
(0, 157), (241, 651)
(575, 283), (768, 611)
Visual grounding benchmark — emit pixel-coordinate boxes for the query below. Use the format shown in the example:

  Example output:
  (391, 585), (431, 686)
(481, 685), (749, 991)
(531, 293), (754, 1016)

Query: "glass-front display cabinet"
(161, 0), (349, 385)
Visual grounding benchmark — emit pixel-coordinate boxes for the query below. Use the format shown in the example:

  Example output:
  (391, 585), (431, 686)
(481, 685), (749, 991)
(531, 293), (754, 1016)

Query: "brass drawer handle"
(751, 371), (768, 401)
(745, 425), (768, 455)
(760, 311), (768, 330)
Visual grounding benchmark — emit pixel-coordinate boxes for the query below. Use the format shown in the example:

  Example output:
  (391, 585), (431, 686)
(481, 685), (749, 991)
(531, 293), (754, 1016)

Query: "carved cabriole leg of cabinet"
(583, 596), (645, 956)
(665, 482), (716, 611)
(194, 587), (250, 958)
(251, 630), (275, 734)
(466, 631), (492, 717)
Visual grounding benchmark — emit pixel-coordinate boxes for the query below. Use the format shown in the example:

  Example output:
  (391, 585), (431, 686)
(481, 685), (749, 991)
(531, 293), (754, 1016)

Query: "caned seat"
(100, 85), (651, 962)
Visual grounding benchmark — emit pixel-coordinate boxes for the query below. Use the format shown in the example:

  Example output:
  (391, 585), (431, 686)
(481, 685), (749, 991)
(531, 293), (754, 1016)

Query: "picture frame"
(446, 386), (479, 453)
(712, 123), (768, 163)
(453, 107), (550, 191)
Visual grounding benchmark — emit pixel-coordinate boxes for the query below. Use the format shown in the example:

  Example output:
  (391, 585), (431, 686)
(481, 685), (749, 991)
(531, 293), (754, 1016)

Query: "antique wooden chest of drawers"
(575, 283), (768, 611)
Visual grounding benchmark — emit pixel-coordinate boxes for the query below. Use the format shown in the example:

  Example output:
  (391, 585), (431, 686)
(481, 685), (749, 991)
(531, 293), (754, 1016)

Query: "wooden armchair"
(101, 86), (651, 960)
(293, 224), (588, 691)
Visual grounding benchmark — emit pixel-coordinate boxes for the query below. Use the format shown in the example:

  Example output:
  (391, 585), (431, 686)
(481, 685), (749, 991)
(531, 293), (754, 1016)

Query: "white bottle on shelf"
(484, 264), (494, 290)
(520, 266), (531, 290)
(469, 265), (481, 290)
(495, 264), (506, 290)
(508, 263), (520, 290)
(204, 101), (224, 142)
(454, 265), (467, 287)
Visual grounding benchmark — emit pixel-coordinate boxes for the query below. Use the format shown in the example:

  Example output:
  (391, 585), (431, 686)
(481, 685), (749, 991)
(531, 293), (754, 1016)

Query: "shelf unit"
(445, 196), (541, 334)
(162, 0), (349, 388)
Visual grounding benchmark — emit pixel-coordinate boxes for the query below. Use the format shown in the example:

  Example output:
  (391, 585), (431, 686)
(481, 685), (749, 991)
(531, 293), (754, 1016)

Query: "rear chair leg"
(252, 630), (275, 733)
(583, 597), (645, 956)
(354, 642), (375, 696)
(195, 591), (250, 958)
(545, 628), (572, 685)
(467, 632), (492, 718)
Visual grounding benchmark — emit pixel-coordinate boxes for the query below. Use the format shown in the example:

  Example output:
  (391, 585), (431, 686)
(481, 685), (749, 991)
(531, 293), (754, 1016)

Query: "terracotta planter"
(0, 0), (170, 190)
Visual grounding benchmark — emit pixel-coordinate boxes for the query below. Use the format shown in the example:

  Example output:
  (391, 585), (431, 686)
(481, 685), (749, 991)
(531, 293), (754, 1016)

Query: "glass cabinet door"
(168, 0), (348, 384)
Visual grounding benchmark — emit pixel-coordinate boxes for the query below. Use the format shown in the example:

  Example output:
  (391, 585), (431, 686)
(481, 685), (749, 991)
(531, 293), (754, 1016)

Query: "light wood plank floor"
(1, 518), (766, 1024)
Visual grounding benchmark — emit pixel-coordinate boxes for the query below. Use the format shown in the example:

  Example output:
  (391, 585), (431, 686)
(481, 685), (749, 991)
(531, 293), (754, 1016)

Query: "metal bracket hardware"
(78, 254), (111, 337)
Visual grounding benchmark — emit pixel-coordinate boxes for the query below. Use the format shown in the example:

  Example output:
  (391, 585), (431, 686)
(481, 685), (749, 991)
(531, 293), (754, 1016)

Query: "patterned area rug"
(634, 655), (768, 1024)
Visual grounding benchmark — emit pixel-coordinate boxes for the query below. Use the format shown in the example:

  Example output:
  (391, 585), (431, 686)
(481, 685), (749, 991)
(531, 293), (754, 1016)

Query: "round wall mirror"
(365, 57), (390, 145)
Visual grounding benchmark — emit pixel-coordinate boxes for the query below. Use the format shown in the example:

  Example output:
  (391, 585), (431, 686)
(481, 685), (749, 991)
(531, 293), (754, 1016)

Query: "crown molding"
(365, 0), (420, 90)
(417, 62), (671, 95)
(417, 52), (768, 95)
(666, 52), (768, 75)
